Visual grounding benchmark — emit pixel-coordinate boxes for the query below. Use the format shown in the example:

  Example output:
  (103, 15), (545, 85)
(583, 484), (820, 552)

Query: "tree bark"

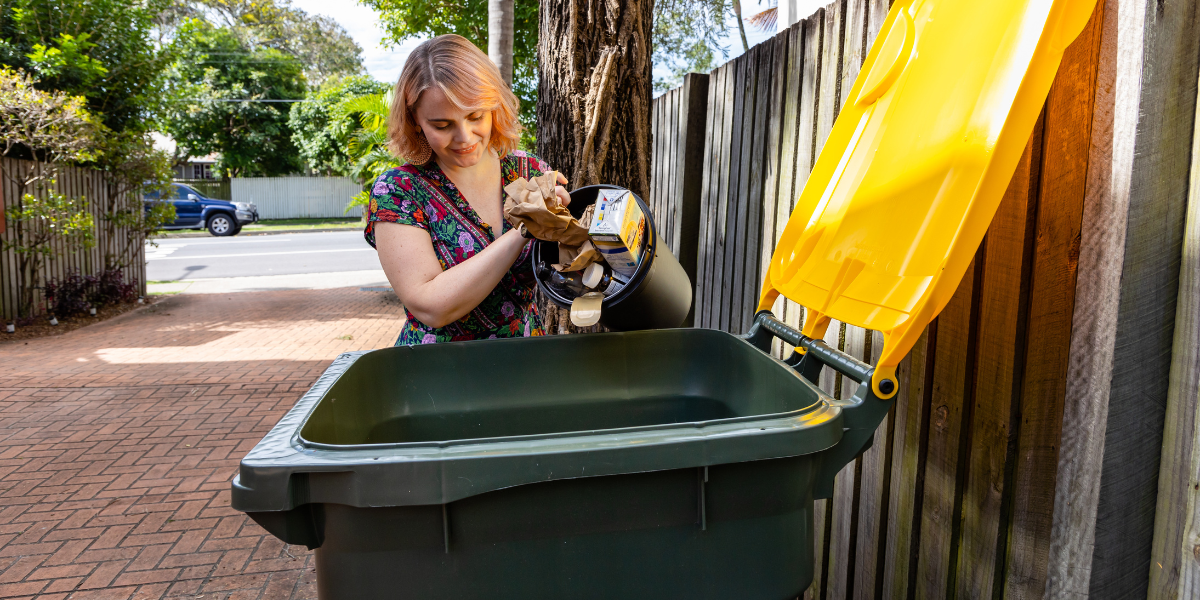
(488, 0), (515, 85)
(535, 0), (654, 334)
(537, 0), (654, 200)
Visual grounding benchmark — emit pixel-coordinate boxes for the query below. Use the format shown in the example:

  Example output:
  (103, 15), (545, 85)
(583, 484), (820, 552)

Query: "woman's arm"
(375, 222), (530, 328)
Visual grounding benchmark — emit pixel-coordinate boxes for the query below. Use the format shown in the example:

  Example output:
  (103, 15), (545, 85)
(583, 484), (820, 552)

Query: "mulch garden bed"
(0, 295), (163, 344)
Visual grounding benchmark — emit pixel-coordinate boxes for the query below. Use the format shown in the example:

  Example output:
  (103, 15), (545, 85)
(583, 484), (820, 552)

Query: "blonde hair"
(388, 34), (523, 163)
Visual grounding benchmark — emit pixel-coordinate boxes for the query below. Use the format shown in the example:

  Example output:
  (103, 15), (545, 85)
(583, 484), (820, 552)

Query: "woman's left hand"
(554, 172), (571, 207)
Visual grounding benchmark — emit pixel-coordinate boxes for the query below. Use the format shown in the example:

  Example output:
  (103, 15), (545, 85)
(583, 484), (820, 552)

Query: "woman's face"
(413, 86), (493, 169)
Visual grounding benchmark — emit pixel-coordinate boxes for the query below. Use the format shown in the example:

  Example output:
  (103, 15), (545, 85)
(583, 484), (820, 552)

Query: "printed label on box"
(587, 189), (646, 280)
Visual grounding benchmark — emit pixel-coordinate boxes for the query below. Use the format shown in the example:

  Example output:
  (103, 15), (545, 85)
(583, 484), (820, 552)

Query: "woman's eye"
(468, 114), (483, 121)
(434, 124), (450, 130)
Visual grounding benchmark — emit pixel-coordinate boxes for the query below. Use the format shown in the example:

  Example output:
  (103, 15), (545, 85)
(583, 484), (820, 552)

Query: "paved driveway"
(0, 287), (405, 599)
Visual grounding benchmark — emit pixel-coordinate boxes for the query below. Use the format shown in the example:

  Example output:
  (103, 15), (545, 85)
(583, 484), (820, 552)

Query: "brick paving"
(0, 288), (406, 599)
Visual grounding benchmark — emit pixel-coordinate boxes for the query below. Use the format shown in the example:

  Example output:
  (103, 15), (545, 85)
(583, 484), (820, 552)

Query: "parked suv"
(145, 183), (258, 236)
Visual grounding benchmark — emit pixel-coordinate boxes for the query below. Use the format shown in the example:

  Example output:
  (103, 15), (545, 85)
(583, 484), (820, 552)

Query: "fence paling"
(0, 157), (146, 322)
(176, 178), (231, 201)
(231, 176), (362, 220)
(647, 0), (1189, 596)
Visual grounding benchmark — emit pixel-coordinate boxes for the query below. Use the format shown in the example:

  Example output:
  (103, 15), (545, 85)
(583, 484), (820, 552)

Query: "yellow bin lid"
(758, 0), (1098, 397)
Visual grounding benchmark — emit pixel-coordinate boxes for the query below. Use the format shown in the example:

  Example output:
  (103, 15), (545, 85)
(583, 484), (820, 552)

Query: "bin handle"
(740, 310), (897, 499)
(741, 311), (885, 391)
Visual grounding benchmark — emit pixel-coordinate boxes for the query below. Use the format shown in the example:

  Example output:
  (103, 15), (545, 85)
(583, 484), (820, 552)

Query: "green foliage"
(337, 90), (402, 185)
(162, 19), (306, 177)
(361, 0), (736, 115)
(2, 189), (96, 318)
(26, 33), (109, 87)
(333, 89), (402, 214)
(654, 0), (733, 92)
(0, 66), (97, 184)
(289, 75), (389, 175)
(179, 0), (366, 87)
(359, 0), (539, 139)
(0, 0), (172, 134)
(3, 191), (96, 258)
(0, 66), (101, 318)
(92, 130), (177, 270)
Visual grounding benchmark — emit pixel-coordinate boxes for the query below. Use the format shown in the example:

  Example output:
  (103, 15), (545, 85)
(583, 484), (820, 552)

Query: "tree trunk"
(488, 0), (515, 85)
(733, 0), (750, 51)
(536, 0), (654, 334)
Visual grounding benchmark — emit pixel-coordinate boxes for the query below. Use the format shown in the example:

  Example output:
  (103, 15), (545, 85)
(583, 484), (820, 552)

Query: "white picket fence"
(231, 176), (362, 219)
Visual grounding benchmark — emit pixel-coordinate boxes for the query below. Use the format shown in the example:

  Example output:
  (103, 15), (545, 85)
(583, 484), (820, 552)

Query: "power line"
(171, 98), (306, 103)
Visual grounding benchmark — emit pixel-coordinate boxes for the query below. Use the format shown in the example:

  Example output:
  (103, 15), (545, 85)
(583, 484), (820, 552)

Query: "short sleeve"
(505, 150), (553, 181)
(364, 169), (428, 249)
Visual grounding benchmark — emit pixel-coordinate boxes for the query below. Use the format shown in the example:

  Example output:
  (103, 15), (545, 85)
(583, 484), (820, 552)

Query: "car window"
(176, 185), (201, 200)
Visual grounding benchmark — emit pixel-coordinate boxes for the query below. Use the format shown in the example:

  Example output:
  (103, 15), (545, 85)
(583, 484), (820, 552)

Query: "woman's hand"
(554, 172), (571, 207)
(376, 223), (530, 328)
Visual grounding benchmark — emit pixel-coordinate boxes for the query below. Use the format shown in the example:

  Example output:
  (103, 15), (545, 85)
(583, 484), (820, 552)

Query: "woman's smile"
(450, 143), (478, 156)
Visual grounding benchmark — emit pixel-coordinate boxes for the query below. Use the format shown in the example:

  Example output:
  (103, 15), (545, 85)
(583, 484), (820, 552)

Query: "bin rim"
(231, 329), (848, 513)
(293, 391), (828, 453)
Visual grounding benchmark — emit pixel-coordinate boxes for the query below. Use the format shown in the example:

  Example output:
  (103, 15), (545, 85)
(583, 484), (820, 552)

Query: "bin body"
(232, 328), (850, 600)
(313, 458), (816, 599)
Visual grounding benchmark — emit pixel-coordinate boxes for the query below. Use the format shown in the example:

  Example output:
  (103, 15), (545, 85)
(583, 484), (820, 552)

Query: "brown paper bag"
(553, 204), (602, 271)
(502, 171), (590, 246)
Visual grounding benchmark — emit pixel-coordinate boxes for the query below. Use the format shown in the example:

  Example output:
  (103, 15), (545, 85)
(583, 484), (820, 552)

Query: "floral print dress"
(365, 150), (550, 345)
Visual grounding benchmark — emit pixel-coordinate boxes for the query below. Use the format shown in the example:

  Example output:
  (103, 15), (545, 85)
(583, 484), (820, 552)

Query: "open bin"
(231, 318), (889, 600)
(231, 0), (1098, 597)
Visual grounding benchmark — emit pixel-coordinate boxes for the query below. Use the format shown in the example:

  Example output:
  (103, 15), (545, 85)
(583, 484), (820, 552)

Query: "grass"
(241, 218), (361, 232)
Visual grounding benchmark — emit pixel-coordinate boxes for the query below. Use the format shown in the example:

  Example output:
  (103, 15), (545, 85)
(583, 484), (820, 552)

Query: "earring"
(409, 131), (432, 165)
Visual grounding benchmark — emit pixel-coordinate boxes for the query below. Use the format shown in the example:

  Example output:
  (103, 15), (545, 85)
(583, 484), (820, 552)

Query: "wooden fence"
(646, 0), (1200, 597)
(175, 178), (231, 201)
(0, 157), (147, 323)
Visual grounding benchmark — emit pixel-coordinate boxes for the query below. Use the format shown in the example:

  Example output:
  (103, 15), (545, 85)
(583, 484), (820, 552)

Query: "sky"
(288, 0), (824, 90)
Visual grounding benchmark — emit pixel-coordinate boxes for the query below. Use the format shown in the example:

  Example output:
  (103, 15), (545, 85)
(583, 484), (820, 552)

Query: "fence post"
(673, 73), (709, 325)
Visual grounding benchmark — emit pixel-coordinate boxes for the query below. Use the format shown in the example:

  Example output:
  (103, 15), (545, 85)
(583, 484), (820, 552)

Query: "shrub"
(44, 268), (139, 317)
(91, 268), (139, 306)
(44, 270), (94, 317)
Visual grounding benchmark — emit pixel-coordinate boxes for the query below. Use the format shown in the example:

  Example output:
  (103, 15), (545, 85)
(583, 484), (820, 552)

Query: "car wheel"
(207, 213), (236, 236)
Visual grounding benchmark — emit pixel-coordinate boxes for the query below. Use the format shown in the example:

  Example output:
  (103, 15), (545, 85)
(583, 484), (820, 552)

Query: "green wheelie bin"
(230, 0), (1099, 595)
(231, 315), (892, 600)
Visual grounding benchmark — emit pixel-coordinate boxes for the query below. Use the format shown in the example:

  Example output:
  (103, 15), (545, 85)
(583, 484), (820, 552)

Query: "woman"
(366, 35), (570, 345)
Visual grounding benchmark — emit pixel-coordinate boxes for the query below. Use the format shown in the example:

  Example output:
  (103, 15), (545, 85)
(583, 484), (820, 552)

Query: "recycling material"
(532, 185), (692, 331)
(587, 189), (647, 280)
(504, 177), (658, 326)
(502, 171), (598, 272)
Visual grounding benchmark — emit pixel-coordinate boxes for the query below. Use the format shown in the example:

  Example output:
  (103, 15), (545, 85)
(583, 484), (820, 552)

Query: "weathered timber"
(1091, 0), (1200, 595)
(1005, 7), (1105, 597)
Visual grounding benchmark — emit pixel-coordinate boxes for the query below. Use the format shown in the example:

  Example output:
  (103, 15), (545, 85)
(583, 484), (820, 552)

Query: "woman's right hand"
(375, 223), (529, 328)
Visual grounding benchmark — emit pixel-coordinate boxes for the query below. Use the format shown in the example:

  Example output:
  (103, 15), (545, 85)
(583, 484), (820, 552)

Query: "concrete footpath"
(147, 271), (390, 296)
(0, 287), (405, 599)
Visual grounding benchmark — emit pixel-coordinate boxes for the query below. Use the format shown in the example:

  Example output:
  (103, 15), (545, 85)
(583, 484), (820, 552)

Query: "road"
(147, 231), (381, 281)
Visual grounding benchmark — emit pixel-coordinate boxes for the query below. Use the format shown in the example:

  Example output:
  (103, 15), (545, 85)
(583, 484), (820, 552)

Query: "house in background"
(174, 153), (219, 180)
(151, 132), (221, 180)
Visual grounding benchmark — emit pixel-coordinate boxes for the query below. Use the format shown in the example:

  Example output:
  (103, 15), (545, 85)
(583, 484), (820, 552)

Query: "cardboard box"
(588, 189), (646, 280)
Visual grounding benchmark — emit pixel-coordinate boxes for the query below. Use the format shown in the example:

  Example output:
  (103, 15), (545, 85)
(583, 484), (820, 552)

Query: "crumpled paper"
(502, 171), (603, 272)
(502, 171), (590, 246)
(555, 204), (600, 271)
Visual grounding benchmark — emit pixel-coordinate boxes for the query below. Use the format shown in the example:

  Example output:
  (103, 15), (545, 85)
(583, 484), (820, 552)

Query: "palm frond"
(748, 6), (777, 31)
